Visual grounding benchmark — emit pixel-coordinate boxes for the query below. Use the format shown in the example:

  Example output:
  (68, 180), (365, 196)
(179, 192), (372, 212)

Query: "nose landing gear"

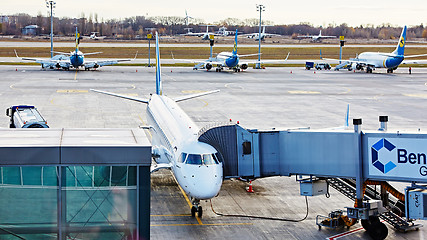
(191, 199), (203, 217)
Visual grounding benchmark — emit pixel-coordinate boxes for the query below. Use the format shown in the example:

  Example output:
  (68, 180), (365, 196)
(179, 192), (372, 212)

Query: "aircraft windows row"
(180, 153), (220, 165)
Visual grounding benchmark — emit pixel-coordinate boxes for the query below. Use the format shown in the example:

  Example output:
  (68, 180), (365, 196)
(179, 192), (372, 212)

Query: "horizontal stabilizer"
(52, 51), (70, 55)
(174, 89), (220, 102)
(90, 89), (149, 104)
(83, 52), (103, 56)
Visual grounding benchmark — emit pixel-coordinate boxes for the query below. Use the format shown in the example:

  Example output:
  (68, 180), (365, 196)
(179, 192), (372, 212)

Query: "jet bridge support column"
(354, 119), (364, 208)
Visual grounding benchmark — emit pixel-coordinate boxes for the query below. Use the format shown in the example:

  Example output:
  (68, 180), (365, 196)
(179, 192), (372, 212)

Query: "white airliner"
(16, 27), (136, 70)
(181, 25), (220, 40)
(322, 26), (427, 73)
(83, 32), (106, 40)
(296, 30), (336, 42)
(176, 30), (290, 72)
(91, 32), (222, 217)
(241, 26), (281, 41)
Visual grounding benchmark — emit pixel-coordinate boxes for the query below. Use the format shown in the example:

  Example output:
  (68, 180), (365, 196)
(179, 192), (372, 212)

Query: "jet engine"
(205, 63), (213, 70)
(241, 64), (248, 70)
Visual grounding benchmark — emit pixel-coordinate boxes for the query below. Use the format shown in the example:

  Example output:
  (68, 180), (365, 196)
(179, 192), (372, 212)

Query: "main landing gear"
(191, 198), (203, 218)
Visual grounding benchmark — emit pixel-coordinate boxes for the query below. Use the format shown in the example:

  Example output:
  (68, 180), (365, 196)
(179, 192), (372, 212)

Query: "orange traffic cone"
(290, 70), (292, 74)
(246, 180), (254, 193)
(136, 69), (138, 72)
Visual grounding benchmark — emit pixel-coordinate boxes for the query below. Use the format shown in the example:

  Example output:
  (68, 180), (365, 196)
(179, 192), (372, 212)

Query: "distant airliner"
(323, 26), (427, 73)
(16, 27), (135, 70)
(177, 30), (289, 72)
(181, 25), (220, 40)
(241, 26), (281, 41)
(91, 32), (222, 217)
(296, 30), (336, 42)
(83, 32), (106, 40)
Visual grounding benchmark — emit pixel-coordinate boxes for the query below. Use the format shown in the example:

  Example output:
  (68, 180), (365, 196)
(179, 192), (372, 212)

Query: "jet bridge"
(199, 117), (427, 239)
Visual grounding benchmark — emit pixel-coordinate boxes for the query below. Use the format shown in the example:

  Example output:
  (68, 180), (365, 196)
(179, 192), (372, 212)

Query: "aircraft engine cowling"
(241, 64), (248, 70)
(205, 63), (212, 70)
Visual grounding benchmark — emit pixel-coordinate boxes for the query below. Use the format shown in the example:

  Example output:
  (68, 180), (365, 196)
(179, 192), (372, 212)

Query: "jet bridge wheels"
(361, 216), (388, 240)
(191, 206), (203, 218)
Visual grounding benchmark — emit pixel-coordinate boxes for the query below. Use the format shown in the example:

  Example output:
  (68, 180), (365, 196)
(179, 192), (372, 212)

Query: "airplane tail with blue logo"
(232, 29), (238, 56)
(393, 26), (407, 56)
(75, 27), (80, 53)
(155, 32), (162, 95)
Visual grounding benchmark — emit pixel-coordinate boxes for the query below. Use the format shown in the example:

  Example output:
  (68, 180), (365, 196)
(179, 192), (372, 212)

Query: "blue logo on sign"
(372, 138), (397, 174)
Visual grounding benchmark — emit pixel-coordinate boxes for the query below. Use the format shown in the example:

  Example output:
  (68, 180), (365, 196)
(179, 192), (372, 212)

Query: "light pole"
(256, 4), (265, 69)
(46, 1), (56, 58)
(145, 28), (156, 67)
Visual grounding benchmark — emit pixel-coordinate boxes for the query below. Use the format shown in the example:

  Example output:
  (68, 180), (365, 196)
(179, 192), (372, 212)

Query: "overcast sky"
(3, 0), (426, 27)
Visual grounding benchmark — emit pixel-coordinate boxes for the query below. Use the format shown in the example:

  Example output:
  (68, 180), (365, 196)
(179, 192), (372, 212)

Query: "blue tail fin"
(155, 32), (162, 95)
(75, 27), (79, 52)
(232, 29), (238, 55)
(393, 26), (406, 56)
(345, 104), (349, 128)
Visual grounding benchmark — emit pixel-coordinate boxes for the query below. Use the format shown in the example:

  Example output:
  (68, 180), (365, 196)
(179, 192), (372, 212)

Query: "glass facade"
(0, 166), (142, 240)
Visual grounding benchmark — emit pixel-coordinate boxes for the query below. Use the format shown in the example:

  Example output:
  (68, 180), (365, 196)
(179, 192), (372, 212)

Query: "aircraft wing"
(15, 50), (70, 68)
(402, 59), (427, 64)
(90, 89), (149, 104)
(404, 53), (427, 58)
(241, 52), (290, 65)
(296, 35), (313, 39)
(174, 90), (220, 102)
(181, 32), (204, 36)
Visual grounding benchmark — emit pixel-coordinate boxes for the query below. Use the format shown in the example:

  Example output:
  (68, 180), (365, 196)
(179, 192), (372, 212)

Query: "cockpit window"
(184, 153), (220, 165)
(186, 154), (202, 165)
(179, 153), (187, 163)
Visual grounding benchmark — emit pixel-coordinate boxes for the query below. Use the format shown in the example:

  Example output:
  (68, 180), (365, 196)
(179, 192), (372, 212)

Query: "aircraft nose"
(185, 164), (223, 200)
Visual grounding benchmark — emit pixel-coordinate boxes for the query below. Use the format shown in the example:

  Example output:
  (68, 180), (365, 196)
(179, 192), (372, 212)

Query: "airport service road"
(3, 41), (427, 48)
(0, 65), (426, 239)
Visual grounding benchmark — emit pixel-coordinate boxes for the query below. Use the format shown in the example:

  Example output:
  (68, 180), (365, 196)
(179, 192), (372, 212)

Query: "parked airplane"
(176, 30), (289, 72)
(241, 26), (280, 41)
(181, 25), (219, 40)
(216, 26), (236, 36)
(83, 32), (106, 40)
(91, 32), (222, 217)
(14, 50), (70, 70)
(16, 27), (136, 70)
(322, 26), (427, 73)
(296, 30), (336, 42)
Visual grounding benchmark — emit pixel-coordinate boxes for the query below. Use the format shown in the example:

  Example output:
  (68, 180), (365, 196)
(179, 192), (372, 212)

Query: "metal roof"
(0, 128), (151, 166)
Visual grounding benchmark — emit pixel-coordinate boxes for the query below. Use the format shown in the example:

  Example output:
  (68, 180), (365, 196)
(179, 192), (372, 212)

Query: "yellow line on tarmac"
(175, 179), (203, 225)
(74, 69), (78, 81)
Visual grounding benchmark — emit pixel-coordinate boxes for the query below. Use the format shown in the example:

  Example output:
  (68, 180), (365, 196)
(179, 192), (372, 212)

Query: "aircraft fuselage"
(146, 94), (223, 200)
(356, 52), (404, 69)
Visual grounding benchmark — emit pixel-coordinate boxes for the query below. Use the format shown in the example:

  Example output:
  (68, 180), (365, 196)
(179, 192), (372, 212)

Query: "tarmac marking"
(288, 90), (321, 94)
(225, 83), (244, 90)
(56, 90), (89, 93)
(403, 93), (427, 99)
(338, 87), (351, 94)
(175, 179), (203, 225)
(74, 69), (78, 81)
(326, 226), (364, 239)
